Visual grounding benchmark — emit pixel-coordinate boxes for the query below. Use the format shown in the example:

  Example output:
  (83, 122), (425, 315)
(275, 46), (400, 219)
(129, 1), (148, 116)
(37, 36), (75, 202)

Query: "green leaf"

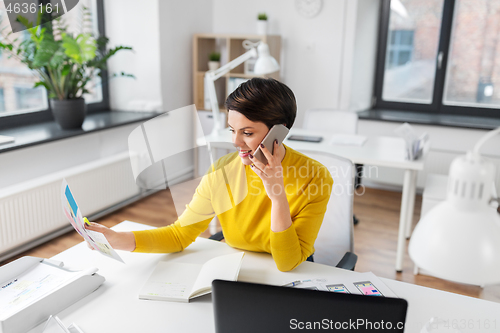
(95, 36), (109, 50)
(62, 33), (96, 64)
(61, 64), (72, 76)
(34, 81), (49, 90)
(16, 15), (34, 30)
(0, 42), (13, 51)
(32, 39), (65, 68)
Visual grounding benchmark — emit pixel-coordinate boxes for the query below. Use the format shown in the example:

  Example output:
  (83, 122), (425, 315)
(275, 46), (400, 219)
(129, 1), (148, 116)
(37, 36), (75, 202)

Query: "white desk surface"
(201, 128), (426, 170)
(28, 222), (500, 333)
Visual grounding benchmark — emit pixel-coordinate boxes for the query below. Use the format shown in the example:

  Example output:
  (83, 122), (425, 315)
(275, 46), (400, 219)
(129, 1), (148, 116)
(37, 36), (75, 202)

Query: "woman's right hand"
(84, 222), (136, 252)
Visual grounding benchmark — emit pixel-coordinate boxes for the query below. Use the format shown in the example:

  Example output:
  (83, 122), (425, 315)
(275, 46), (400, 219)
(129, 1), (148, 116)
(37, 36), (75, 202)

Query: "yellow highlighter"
(84, 217), (91, 226)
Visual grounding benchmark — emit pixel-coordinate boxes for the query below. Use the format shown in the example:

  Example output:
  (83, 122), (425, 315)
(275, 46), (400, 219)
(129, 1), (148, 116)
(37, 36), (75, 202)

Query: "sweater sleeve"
(270, 168), (333, 271)
(132, 172), (215, 253)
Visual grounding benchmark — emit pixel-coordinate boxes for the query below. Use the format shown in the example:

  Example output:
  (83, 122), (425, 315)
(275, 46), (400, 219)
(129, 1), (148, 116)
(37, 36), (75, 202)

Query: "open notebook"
(139, 252), (245, 303)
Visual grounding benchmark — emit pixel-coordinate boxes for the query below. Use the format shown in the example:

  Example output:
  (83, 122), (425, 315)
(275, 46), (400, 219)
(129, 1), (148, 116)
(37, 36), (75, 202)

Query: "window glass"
(0, 88), (5, 112)
(0, 0), (101, 117)
(15, 86), (46, 110)
(60, 0), (102, 104)
(0, 5), (48, 116)
(382, 0), (445, 104)
(443, 0), (500, 109)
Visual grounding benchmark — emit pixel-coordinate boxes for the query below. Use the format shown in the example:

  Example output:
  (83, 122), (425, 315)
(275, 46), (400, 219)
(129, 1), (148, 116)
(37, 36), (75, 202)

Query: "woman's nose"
(232, 133), (245, 147)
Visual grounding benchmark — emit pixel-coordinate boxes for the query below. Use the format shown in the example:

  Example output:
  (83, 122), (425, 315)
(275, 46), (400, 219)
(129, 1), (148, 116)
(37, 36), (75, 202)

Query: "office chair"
(303, 109), (362, 225)
(210, 151), (357, 271)
(303, 151), (357, 269)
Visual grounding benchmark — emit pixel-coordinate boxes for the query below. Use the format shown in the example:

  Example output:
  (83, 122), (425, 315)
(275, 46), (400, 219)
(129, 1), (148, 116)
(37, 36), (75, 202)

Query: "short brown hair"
(224, 78), (296, 129)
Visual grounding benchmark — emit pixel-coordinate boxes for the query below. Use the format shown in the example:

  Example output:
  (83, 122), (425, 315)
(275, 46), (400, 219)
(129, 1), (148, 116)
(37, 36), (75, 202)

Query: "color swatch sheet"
(61, 179), (124, 263)
(294, 272), (397, 297)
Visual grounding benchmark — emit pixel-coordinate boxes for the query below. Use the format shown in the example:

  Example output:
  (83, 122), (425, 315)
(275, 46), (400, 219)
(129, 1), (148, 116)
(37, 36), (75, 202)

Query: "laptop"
(212, 280), (408, 333)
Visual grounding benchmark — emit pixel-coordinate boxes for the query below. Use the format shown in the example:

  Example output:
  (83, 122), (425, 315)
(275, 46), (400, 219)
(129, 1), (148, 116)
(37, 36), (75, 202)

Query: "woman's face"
(228, 110), (270, 165)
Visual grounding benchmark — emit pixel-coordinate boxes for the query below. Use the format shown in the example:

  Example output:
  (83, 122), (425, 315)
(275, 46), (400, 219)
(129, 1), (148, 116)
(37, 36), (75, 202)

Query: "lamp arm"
(473, 126), (500, 155)
(209, 48), (258, 81)
(205, 48), (258, 135)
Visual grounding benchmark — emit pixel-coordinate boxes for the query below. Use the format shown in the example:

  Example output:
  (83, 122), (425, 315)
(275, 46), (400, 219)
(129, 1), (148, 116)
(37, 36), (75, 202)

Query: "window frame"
(0, 0), (109, 130)
(373, 0), (500, 119)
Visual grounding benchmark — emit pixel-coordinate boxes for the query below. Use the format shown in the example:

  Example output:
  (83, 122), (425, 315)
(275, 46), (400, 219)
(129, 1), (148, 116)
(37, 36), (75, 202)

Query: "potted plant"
(208, 52), (220, 71)
(0, 11), (133, 129)
(257, 12), (268, 35)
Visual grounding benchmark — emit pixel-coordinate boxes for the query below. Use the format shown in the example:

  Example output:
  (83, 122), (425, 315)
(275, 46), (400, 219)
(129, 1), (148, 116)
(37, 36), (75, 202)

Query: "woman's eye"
(244, 132), (253, 137)
(229, 129), (234, 133)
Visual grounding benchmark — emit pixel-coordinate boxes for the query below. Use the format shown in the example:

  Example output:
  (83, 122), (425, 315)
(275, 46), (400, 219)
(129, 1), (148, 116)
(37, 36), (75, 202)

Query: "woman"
(86, 78), (333, 272)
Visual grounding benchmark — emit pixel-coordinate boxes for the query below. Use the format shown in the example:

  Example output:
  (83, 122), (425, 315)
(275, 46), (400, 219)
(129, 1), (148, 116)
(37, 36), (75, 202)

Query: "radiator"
(0, 152), (141, 259)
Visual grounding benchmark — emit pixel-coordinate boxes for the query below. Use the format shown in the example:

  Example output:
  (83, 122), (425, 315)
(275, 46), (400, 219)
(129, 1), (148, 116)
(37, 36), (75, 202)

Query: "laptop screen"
(212, 280), (408, 333)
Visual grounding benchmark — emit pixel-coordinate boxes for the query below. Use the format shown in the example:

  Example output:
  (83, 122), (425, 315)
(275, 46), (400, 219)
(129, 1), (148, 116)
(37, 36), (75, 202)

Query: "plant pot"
(256, 20), (268, 35)
(50, 98), (87, 129)
(208, 61), (220, 71)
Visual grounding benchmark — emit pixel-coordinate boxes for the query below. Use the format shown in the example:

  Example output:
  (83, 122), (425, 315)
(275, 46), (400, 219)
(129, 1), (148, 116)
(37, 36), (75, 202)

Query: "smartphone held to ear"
(253, 124), (289, 164)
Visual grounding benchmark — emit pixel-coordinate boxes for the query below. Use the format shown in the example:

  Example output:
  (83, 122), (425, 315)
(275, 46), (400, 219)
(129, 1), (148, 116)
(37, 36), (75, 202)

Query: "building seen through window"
(377, 0), (500, 117)
(387, 30), (414, 69)
(382, 0), (444, 104)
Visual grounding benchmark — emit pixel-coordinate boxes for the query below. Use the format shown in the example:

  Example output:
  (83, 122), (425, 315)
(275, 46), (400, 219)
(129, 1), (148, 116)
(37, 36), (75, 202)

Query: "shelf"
(193, 33), (281, 112)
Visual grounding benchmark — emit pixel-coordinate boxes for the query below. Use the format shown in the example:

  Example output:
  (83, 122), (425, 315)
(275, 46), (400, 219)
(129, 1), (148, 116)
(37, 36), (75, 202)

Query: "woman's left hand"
(249, 140), (285, 202)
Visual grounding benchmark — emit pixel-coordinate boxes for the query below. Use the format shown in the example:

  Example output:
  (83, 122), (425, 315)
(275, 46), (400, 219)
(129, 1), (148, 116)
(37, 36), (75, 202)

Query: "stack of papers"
(291, 272), (398, 297)
(394, 123), (429, 160)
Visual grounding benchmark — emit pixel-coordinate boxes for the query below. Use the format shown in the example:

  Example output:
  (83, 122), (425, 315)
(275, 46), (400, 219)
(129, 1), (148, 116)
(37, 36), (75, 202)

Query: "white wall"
(157, 0), (213, 169)
(347, 0), (380, 111)
(104, 0), (163, 111)
(104, 0), (213, 172)
(213, 0), (346, 128)
(159, 0), (213, 111)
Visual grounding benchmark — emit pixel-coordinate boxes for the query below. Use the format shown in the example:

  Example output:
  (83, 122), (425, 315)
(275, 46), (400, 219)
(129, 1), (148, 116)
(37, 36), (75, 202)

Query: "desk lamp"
(204, 40), (280, 136)
(409, 127), (500, 286)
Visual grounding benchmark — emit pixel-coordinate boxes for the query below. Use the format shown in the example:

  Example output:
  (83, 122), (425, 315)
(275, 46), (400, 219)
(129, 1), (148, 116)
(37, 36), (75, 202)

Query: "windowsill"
(358, 109), (500, 130)
(0, 111), (160, 154)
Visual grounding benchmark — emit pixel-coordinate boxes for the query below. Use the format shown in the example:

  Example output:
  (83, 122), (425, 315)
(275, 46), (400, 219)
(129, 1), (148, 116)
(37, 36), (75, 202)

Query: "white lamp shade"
(409, 145), (500, 286)
(254, 43), (280, 75)
(409, 201), (500, 285)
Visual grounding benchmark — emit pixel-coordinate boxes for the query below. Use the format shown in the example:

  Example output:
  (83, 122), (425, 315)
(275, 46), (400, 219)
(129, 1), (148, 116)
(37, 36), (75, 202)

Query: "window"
(14, 86), (47, 111)
(0, 0), (108, 128)
(387, 30), (414, 69)
(0, 88), (5, 112)
(374, 0), (500, 118)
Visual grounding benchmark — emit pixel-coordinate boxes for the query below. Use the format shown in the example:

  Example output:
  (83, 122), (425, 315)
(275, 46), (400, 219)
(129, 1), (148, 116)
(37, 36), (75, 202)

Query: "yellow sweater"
(132, 145), (333, 271)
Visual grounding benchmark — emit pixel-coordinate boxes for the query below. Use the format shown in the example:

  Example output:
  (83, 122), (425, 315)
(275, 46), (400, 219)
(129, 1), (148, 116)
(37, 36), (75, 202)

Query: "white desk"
(27, 222), (500, 333)
(200, 128), (427, 272)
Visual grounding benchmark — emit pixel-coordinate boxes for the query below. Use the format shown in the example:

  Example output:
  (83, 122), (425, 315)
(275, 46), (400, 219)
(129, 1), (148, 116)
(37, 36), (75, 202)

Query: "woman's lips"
(239, 150), (252, 157)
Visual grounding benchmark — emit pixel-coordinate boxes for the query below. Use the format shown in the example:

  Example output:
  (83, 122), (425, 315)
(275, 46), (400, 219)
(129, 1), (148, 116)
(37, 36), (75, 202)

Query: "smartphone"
(253, 124), (289, 164)
(353, 281), (384, 296)
(326, 284), (350, 294)
(287, 135), (323, 143)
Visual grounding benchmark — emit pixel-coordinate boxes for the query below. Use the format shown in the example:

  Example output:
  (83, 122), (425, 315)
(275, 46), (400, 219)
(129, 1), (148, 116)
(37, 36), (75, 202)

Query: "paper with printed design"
(293, 272), (397, 297)
(61, 179), (124, 263)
